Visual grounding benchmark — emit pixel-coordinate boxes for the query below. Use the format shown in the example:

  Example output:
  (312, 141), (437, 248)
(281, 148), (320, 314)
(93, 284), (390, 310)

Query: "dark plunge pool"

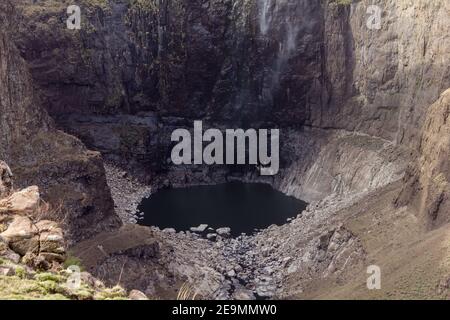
(137, 181), (307, 237)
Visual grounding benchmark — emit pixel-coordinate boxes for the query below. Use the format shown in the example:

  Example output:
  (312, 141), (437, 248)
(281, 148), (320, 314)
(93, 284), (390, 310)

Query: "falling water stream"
(258, 0), (302, 91)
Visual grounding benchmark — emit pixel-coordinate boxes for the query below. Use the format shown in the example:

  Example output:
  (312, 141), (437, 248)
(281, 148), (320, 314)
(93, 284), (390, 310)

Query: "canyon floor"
(70, 128), (450, 300)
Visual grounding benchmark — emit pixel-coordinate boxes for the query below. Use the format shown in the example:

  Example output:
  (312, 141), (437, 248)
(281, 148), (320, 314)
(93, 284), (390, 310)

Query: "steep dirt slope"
(306, 181), (450, 300)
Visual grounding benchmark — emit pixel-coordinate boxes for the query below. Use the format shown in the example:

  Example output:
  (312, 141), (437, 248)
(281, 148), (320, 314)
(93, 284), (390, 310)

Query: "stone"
(263, 266), (274, 275)
(80, 272), (105, 289)
(38, 252), (65, 264)
(227, 269), (236, 278)
(0, 186), (40, 216)
(0, 237), (21, 263)
(216, 227), (231, 237)
(233, 289), (256, 300)
(32, 254), (51, 270)
(129, 289), (149, 300)
(1, 250), (21, 264)
(163, 228), (176, 234)
(287, 264), (298, 274)
(0, 266), (14, 276)
(190, 224), (208, 233)
(206, 233), (217, 241)
(0, 236), (7, 252)
(255, 284), (276, 298)
(21, 252), (50, 270)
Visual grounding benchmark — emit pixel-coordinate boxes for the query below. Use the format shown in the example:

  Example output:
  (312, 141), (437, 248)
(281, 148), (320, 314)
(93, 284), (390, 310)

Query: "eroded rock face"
(397, 88), (450, 228)
(0, 1), (121, 243)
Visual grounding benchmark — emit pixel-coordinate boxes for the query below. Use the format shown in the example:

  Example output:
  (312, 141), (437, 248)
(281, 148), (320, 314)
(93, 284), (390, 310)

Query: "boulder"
(129, 289), (149, 300)
(0, 266), (14, 276)
(0, 186), (40, 216)
(38, 252), (65, 264)
(0, 161), (13, 199)
(0, 214), (9, 226)
(22, 252), (50, 270)
(1, 216), (39, 255)
(206, 233), (217, 241)
(190, 224), (208, 233)
(80, 272), (105, 290)
(36, 220), (65, 255)
(216, 227), (231, 237)
(0, 237), (21, 263)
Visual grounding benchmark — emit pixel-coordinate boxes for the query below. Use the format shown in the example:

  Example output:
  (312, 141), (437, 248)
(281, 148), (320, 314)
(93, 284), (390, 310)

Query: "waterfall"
(258, 0), (301, 91)
(259, 0), (273, 36)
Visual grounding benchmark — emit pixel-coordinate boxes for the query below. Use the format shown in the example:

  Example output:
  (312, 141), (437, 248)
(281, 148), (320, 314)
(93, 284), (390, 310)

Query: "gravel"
(104, 162), (152, 224)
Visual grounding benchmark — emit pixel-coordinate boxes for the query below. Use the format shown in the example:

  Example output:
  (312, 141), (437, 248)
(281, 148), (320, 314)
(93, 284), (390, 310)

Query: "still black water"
(137, 181), (307, 237)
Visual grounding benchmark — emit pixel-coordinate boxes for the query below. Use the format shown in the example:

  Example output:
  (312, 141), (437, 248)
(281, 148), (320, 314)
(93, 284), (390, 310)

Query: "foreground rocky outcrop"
(0, 166), (148, 300)
(0, 185), (66, 269)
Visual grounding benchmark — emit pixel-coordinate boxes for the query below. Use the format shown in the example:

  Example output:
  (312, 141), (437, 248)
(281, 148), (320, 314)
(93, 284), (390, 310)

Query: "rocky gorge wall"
(324, 0), (450, 147)
(5, 0), (450, 236)
(1, 0), (449, 300)
(13, 0), (449, 136)
(0, 1), (121, 244)
(10, 1), (449, 200)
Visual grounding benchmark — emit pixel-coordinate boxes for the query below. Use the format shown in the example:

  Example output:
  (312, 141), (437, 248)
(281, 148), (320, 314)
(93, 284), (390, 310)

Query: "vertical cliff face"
(0, 1), (121, 244)
(323, 0), (450, 144)
(13, 0), (324, 125)
(14, 0), (450, 140)
(0, 3), (50, 151)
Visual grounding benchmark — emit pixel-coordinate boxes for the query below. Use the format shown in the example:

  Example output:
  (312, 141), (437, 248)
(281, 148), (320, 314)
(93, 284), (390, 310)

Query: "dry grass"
(177, 282), (199, 300)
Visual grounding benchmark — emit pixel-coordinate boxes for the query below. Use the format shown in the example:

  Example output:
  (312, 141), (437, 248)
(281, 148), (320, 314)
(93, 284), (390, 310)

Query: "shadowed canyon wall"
(0, 1), (121, 244)
(13, 0), (450, 140)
